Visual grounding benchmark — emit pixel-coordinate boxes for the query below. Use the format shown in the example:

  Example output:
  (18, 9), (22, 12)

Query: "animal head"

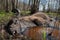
(10, 18), (21, 35)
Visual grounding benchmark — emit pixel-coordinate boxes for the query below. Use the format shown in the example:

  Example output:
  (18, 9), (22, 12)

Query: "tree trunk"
(5, 0), (9, 12)
(30, 0), (40, 14)
(58, 0), (60, 13)
(16, 0), (18, 8)
(12, 0), (15, 10)
(43, 5), (45, 12)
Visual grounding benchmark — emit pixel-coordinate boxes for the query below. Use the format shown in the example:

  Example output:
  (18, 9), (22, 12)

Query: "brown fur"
(19, 12), (50, 26)
(23, 26), (60, 40)
(54, 20), (60, 29)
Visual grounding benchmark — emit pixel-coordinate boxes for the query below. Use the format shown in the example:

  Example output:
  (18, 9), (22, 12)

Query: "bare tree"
(58, 0), (60, 13)
(0, 0), (6, 10)
(5, 0), (9, 12)
(23, 1), (25, 10)
(30, 0), (40, 14)
(27, 0), (31, 10)
(43, 5), (45, 12)
(11, 0), (15, 10)
(16, 0), (18, 8)
(47, 0), (50, 13)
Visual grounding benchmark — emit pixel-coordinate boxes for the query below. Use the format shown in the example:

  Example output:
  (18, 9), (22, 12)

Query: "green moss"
(21, 11), (31, 16)
(42, 30), (46, 40)
(46, 12), (60, 17)
(0, 11), (14, 25)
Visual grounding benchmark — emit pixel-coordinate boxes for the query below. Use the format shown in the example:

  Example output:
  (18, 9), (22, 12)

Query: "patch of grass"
(0, 11), (14, 25)
(42, 28), (46, 40)
(46, 12), (57, 17)
(46, 12), (60, 17)
(21, 11), (31, 16)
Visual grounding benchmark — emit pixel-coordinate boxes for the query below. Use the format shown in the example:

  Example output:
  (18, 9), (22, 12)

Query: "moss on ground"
(46, 12), (60, 17)
(20, 11), (31, 16)
(0, 11), (14, 25)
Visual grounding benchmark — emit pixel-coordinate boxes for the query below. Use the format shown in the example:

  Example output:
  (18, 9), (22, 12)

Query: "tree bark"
(11, 0), (15, 10)
(30, 0), (40, 14)
(5, 0), (9, 12)
(58, 0), (60, 13)
(16, 0), (18, 8)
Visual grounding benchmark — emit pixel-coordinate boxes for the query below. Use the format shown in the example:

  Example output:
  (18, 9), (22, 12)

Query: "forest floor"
(0, 11), (14, 25)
